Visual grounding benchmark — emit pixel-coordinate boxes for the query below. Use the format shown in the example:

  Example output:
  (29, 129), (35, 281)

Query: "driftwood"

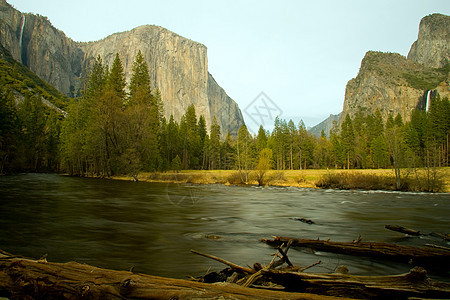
(192, 246), (450, 299)
(0, 250), (340, 300)
(386, 224), (450, 241)
(385, 225), (421, 236)
(263, 266), (450, 299)
(262, 236), (450, 268)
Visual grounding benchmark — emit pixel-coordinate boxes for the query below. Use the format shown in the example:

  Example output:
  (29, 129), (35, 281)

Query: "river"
(0, 173), (449, 280)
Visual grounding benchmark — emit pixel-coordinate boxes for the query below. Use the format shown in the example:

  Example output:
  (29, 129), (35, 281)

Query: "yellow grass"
(113, 168), (450, 192)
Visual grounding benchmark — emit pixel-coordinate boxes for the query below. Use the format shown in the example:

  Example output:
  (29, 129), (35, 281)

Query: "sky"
(7, 0), (450, 132)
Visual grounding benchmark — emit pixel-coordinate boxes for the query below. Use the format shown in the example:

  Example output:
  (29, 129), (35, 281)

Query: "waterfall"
(19, 15), (25, 54)
(425, 90), (431, 112)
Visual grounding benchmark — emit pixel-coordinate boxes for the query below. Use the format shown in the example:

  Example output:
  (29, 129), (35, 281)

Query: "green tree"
(171, 154), (182, 172)
(256, 125), (267, 153)
(126, 50), (161, 171)
(0, 87), (20, 173)
(340, 114), (355, 169)
(236, 124), (254, 183)
(221, 132), (235, 170)
(129, 50), (150, 98)
(18, 94), (47, 171)
(255, 148), (273, 186)
(371, 134), (389, 168)
(209, 116), (221, 169)
(107, 53), (127, 101)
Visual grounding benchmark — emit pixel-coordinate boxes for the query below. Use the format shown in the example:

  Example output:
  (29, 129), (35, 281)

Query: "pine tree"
(126, 50), (161, 171)
(256, 125), (267, 153)
(209, 116), (221, 169)
(0, 87), (20, 173)
(129, 50), (151, 98)
(107, 53), (127, 101)
(340, 114), (355, 169)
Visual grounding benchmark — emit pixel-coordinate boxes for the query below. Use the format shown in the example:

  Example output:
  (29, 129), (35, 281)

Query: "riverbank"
(113, 168), (450, 193)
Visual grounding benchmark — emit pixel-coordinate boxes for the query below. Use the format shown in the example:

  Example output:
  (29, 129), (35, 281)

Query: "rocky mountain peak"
(0, 0), (244, 135)
(407, 13), (450, 68)
(340, 13), (449, 126)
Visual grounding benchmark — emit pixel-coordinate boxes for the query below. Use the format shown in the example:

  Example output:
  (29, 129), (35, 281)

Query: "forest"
(0, 51), (449, 190)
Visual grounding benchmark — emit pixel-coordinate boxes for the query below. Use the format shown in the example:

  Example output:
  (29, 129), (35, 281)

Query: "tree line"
(0, 51), (449, 183)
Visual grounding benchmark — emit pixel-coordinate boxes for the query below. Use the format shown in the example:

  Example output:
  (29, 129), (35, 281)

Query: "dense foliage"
(0, 50), (449, 192)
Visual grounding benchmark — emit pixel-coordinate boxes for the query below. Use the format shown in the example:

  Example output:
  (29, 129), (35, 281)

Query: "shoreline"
(111, 168), (450, 193)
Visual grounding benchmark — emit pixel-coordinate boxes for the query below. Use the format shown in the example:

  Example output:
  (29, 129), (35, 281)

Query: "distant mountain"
(0, 0), (244, 135)
(308, 113), (341, 138)
(340, 13), (449, 125)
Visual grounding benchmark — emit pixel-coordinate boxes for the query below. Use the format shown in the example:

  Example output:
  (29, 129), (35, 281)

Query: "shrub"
(316, 171), (394, 190)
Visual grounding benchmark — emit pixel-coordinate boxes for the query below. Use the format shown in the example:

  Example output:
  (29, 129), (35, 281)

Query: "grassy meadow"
(113, 168), (450, 193)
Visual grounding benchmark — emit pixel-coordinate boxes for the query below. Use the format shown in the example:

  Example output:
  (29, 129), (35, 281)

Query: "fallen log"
(385, 225), (421, 236)
(385, 224), (450, 242)
(263, 266), (450, 299)
(0, 249), (339, 300)
(192, 248), (450, 299)
(262, 236), (450, 268)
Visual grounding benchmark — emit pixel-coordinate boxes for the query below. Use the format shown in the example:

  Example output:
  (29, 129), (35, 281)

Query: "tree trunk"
(263, 266), (450, 299)
(262, 236), (450, 268)
(0, 250), (338, 300)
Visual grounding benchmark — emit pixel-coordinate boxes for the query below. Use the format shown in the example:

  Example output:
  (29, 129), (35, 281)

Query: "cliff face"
(308, 113), (341, 138)
(340, 13), (449, 125)
(408, 13), (450, 68)
(0, 0), (244, 135)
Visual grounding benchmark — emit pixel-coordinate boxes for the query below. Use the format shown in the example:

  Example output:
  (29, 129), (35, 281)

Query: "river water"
(0, 173), (449, 279)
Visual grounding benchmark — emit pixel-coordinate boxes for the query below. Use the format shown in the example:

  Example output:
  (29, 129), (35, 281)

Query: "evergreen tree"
(209, 116), (221, 169)
(126, 50), (161, 171)
(340, 114), (355, 169)
(0, 87), (20, 173)
(221, 133), (235, 170)
(129, 50), (150, 97)
(256, 125), (267, 153)
(107, 53), (127, 101)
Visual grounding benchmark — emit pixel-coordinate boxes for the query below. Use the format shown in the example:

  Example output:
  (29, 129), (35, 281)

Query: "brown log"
(385, 225), (421, 236)
(262, 266), (450, 299)
(385, 225), (450, 242)
(262, 236), (450, 267)
(0, 250), (343, 300)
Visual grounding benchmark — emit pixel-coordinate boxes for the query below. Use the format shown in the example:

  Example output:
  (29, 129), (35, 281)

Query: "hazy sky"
(8, 0), (450, 131)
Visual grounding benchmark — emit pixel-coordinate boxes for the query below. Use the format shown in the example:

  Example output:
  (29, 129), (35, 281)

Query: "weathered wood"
(190, 249), (254, 274)
(385, 225), (421, 236)
(386, 225), (450, 242)
(0, 250), (342, 300)
(262, 236), (450, 267)
(192, 248), (450, 299)
(262, 266), (450, 299)
(430, 232), (450, 241)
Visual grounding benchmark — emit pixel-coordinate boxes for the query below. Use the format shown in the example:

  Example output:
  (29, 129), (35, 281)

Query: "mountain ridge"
(0, 0), (244, 135)
(338, 13), (449, 126)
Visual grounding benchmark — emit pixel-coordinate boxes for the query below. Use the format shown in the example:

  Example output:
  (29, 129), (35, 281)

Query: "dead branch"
(190, 249), (254, 274)
(262, 236), (450, 268)
(385, 225), (421, 236)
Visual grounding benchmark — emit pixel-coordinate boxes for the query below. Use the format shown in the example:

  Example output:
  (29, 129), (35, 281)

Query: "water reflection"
(0, 173), (449, 279)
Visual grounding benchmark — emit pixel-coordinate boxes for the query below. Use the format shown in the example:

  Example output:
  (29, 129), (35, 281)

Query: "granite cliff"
(0, 0), (244, 135)
(408, 13), (450, 68)
(309, 113), (341, 138)
(340, 13), (449, 125)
